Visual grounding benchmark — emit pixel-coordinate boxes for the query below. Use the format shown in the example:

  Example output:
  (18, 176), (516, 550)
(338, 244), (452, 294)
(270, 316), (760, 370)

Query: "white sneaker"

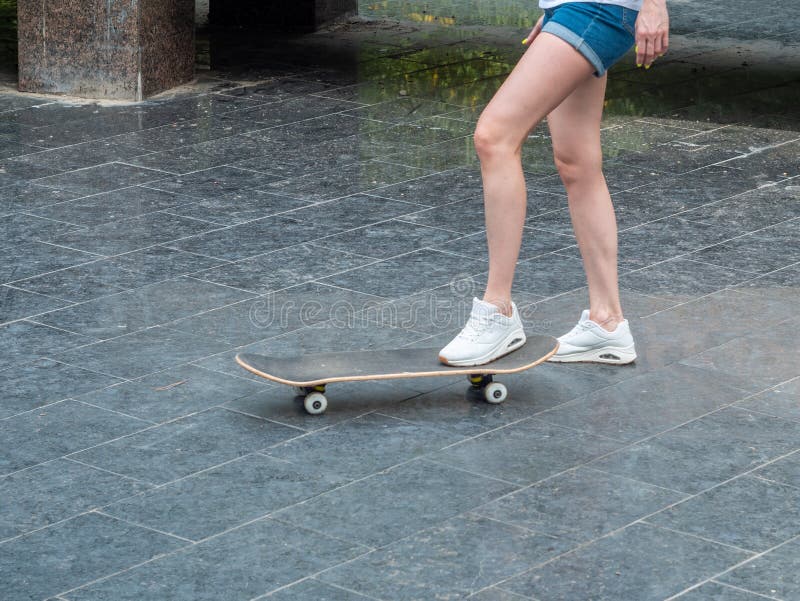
(439, 298), (526, 366)
(548, 310), (637, 364)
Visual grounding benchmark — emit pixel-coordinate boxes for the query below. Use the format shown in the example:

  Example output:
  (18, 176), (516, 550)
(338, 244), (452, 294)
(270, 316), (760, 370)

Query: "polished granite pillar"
(210, 0), (357, 31)
(17, 0), (194, 100)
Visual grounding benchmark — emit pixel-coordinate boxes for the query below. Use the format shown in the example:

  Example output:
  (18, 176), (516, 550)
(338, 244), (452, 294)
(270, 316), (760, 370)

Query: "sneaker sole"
(439, 330), (527, 367)
(547, 343), (637, 365)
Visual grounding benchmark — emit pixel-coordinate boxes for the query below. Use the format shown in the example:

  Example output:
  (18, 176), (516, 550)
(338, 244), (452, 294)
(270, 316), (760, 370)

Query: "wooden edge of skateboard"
(235, 342), (560, 387)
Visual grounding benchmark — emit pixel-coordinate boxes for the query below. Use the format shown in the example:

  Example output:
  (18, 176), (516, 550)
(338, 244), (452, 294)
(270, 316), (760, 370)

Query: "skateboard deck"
(236, 335), (558, 414)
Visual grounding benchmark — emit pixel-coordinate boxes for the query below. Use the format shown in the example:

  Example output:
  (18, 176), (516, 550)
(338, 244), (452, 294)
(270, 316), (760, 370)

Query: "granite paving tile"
(264, 159), (432, 202)
(13, 259), (155, 303)
(62, 517), (366, 601)
(193, 243), (374, 294)
(167, 282), (383, 346)
(102, 453), (349, 541)
(0, 400), (150, 476)
(0, 459), (151, 541)
(681, 180), (800, 231)
(674, 581), (776, 600)
(0, 240), (97, 283)
(241, 111), (386, 146)
(736, 378), (800, 423)
(525, 208), (574, 236)
(342, 97), (463, 123)
(646, 475), (800, 552)
(379, 136), (480, 171)
(106, 246), (229, 280)
(143, 165), (284, 200)
(735, 260), (800, 303)
(690, 219), (800, 275)
(34, 276), (254, 339)
(34, 163), (168, 195)
(125, 135), (276, 175)
(29, 186), (191, 227)
(476, 466), (686, 545)
(612, 141), (743, 175)
(48, 212), (218, 256)
(163, 190), (310, 226)
(169, 215), (347, 261)
(222, 95), (360, 128)
(265, 412), (462, 480)
(366, 166), (484, 205)
(535, 363), (751, 444)
(259, 579), (374, 600)
(223, 77), (339, 101)
(717, 537), (800, 599)
(310, 219), (461, 259)
(77, 364), (263, 424)
(499, 522), (752, 601)
(752, 452), (800, 490)
(14, 139), (149, 171)
(435, 227), (575, 262)
(721, 140), (800, 180)
(0, 320), (89, 370)
(0, 358), (122, 419)
(271, 459), (517, 548)
(394, 196), (489, 233)
(0, 181), (83, 214)
(619, 258), (755, 301)
(0, 159), (60, 187)
(318, 513), (569, 599)
(467, 588), (532, 600)
(617, 216), (738, 270)
(55, 326), (232, 379)
(0, 212), (82, 247)
(111, 115), (266, 150)
(0, 285), (73, 323)
(70, 407), (301, 485)
(320, 248), (486, 298)
(0, 512), (187, 601)
(588, 407), (800, 495)
(430, 417), (622, 486)
(286, 193), (424, 228)
(680, 323), (800, 390)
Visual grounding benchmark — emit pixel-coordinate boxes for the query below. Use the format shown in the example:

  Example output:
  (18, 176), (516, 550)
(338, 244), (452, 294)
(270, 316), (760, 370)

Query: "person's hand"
(635, 0), (669, 68)
(522, 15), (544, 46)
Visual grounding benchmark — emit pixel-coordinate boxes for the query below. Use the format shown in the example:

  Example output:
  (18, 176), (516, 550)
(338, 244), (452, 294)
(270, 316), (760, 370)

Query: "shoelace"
(563, 321), (593, 340)
(457, 313), (495, 342)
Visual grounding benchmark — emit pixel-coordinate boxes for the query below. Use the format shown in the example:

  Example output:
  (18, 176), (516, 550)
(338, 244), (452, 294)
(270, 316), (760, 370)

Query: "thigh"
(477, 31), (595, 150)
(547, 74), (607, 165)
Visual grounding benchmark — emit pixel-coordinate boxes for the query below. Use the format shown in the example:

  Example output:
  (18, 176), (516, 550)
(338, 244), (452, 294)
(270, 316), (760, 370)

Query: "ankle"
(589, 310), (624, 332)
(482, 295), (513, 317)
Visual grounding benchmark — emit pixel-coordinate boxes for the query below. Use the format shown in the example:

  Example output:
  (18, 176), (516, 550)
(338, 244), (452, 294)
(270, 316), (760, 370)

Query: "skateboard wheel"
(484, 382), (507, 404)
(304, 392), (328, 415)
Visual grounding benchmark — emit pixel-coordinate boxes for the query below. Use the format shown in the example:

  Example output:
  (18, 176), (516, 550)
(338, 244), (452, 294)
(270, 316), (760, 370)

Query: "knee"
(474, 120), (517, 162)
(554, 151), (602, 189)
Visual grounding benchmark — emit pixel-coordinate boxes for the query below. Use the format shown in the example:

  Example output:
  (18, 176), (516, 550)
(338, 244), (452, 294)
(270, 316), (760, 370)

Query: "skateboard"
(235, 335), (558, 415)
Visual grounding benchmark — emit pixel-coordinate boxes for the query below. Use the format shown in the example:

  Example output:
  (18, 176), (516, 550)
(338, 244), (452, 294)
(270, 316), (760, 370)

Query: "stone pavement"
(1, 2), (799, 600)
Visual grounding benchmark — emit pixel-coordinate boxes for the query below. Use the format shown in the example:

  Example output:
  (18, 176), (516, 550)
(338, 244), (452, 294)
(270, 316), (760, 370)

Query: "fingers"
(635, 39), (646, 66)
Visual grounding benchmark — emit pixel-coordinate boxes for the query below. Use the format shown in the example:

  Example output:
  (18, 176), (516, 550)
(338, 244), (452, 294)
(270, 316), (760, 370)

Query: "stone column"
(17, 0), (195, 101)
(210, 0), (356, 31)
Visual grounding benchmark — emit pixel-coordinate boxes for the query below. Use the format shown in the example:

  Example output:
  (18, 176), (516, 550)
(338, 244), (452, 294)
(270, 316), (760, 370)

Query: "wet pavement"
(1, 2), (799, 600)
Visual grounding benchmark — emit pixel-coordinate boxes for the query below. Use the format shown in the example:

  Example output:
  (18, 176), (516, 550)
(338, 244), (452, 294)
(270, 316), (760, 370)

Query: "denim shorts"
(541, 3), (637, 77)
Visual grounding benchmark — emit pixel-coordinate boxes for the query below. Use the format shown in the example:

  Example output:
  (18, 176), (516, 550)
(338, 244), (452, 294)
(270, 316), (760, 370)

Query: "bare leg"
(476, 33), (594, 316)
(547, 75), (623, 330)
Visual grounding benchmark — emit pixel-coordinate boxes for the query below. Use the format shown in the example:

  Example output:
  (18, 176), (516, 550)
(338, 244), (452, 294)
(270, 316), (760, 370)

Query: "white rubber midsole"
(548, 343), (637, 365)
(439, 330), (527, 367)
